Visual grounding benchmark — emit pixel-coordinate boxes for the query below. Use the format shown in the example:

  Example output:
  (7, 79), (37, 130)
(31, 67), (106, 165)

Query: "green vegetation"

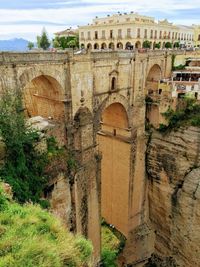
(165, 42), (172, 49)
(159, 98), (200, 132)
(53, 36), (79, 50)
(0, 90), (77, 206)
(101, 220), (126, 267)
(173, 64), (186, 70)
(173, 42), (180, 48)
(172, 54), (185, 71)
(0, 184), (93, 267)
(154, 43), (161, 49)
(27, 41), (34, 50)
(0, 90), (49, 204)
(37, 28), (51, 50)
(143, 40), (151, 49)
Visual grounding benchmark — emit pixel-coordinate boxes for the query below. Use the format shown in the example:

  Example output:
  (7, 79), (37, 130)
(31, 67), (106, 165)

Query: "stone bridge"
(0, 50), (190, 265)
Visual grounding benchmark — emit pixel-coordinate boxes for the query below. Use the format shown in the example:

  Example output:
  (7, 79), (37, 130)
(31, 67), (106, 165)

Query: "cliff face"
(147, 126), (200, 267)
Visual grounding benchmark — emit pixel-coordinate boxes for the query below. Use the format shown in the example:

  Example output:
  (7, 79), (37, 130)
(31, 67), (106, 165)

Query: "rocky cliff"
(147, 126), (200, 267)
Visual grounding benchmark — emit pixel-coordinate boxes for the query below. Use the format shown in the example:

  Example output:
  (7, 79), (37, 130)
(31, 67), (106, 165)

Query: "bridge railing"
(0, 51), (70, 64)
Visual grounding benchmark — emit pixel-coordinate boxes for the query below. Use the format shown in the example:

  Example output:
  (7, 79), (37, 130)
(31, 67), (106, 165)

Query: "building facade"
(79, 12), (194, 50)
(193, 25), (200, 47)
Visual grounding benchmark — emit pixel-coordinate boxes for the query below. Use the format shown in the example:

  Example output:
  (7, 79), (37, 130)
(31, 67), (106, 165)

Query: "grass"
(0, 184), (93, 267)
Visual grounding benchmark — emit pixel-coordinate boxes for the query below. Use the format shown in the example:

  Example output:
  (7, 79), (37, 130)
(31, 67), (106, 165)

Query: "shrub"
(0, 90), (48, 204)
(143, 40), (151, 49)
(101, 221), (126, 266)
(101, 248), (117, 267)
(159, 98), (200, 132)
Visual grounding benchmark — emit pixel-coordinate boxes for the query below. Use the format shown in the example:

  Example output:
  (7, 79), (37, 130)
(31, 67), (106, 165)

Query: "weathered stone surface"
(48, 173), (72, 229)
(27, 116), (55, 132)
(147, 126), (200, 267)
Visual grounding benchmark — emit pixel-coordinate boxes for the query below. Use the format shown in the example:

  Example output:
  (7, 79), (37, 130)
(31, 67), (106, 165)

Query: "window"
(127, 28), (131, 38)
(95, 31), (98, 40)
(81, 32), (84, 39)
(144, 29), (147, 38)
(102, 30), (105, 39)
(87, 31), (91, 40)
(110, 30), (113, 38)
(160, 31), (162, 39)
(111, 77), (116, 90)
(198, 34), (200, 41)
(118, 29), (122, 39)
(137, 28), (140, 38)
(150, 30), (153, 39)
(154, 30), (157, 39)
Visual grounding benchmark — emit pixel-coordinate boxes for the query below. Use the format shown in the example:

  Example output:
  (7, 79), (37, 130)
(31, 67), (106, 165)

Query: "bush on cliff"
(101, 220), (126, 267)
(0, 90), (49, 204)
(159, 98), (200, 132)
(0, 184), (93, 267)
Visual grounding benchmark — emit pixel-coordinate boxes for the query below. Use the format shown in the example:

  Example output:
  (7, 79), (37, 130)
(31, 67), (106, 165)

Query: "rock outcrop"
(147, 126), (200, 267)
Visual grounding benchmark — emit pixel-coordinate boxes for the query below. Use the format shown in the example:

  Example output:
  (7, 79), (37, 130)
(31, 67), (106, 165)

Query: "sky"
(0, 0), (200, 41)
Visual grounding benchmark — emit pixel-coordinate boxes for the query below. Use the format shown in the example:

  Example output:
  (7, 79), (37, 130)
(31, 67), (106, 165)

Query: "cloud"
(0, 0), (199, 40)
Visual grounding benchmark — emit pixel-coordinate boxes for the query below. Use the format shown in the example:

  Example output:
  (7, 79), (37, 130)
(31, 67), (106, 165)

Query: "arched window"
(111, 77), (116, 90)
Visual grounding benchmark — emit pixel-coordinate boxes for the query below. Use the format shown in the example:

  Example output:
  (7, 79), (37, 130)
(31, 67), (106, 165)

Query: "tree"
(53, 37), (60, 48)
(155, 43), (161, 49)
(0, 90), (48, 203)
(174, 42), (180, 48)
(52, 35), (79, 50)
(37, 28), (51, 50)
(27, 41), (34, 50)
(143, 40), (151, 49)
(165, 42), (172, 49)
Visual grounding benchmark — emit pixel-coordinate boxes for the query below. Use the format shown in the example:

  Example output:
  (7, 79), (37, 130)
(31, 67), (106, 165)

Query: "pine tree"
(37, 28), (51, 50)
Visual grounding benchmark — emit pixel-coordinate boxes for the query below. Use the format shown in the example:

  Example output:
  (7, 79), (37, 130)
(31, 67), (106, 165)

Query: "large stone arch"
(147, 64), (162, 83)
(94, 93), (130, 133)
(97, 101), (131, 236)
(145, 64), (162, 128)
(22, 74), (65, 120)
(19, 67), (64, 91)
(20, 68), (67, 144)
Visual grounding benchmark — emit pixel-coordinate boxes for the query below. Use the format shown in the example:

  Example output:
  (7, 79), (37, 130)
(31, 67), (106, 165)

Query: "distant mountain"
(0, 38), (30, 52)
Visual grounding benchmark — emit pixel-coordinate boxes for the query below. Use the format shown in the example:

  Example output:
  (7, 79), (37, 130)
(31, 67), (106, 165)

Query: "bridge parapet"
(0, 51), (70, 64)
